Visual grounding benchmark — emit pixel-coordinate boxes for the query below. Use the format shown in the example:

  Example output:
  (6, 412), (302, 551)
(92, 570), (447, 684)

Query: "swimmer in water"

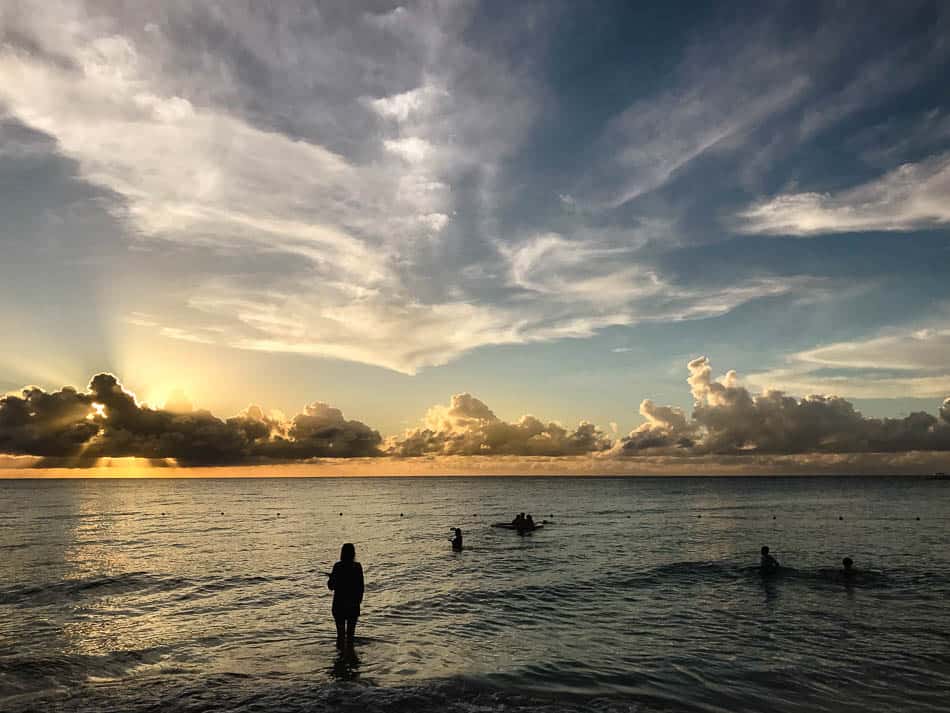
(842, 557), (855, 577)
(451, 527), (463, 551)
(760, 545), (780, 575)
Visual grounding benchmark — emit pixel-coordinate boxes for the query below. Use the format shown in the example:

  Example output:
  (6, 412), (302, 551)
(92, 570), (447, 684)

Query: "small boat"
(491, 522), (543, 531)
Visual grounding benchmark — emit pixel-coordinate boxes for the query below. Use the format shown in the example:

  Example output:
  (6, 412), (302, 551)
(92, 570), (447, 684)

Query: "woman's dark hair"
(340, 543), (356, 562)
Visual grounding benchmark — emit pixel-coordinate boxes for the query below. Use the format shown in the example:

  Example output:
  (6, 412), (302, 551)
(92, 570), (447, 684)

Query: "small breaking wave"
(0, 674), (680, 713)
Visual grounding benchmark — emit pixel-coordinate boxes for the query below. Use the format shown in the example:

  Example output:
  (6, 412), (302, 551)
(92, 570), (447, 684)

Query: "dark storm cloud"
(0, 374), (381, 466)
(620, 357), (950, 457)
(389, 392), (612, 457)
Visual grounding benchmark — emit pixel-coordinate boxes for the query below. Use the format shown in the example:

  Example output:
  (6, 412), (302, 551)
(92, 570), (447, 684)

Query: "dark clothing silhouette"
(451, 528), (463, 550)
(328, 560), (364, 649)
(760, 552), (780, 575)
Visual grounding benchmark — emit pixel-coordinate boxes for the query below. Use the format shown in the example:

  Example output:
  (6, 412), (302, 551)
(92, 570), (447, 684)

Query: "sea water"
(1, 476), (949, 713)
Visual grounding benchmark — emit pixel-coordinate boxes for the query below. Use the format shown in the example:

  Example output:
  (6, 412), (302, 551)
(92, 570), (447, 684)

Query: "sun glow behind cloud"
(2, 357), (949, 475)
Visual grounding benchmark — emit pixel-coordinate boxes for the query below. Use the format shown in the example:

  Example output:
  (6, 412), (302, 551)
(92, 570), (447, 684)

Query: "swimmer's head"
(842, 557), (854, 570)
(761, 546), (770, 556)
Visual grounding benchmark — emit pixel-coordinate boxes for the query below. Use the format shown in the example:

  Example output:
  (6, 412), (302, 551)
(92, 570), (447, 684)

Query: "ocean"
(1, 476), (949, 713)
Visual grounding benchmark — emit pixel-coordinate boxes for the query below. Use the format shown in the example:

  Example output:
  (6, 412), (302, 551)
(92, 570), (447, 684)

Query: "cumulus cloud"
(620, 357), (950, 456)
(0, 374), (381, 466)
(389, 393), (611, 457)
(738, 152), (950, 236)
(5, 363), (950, 469)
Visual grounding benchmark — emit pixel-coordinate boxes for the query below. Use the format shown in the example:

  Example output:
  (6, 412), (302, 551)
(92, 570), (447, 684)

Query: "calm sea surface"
(1, 476), (949, 713)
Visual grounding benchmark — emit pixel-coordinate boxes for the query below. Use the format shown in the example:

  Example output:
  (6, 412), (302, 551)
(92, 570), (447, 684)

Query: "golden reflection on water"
(57, 483), (174, 660)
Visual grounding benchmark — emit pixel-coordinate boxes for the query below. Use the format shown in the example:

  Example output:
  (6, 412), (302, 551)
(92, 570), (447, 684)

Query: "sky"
(1, 1), (950, 474)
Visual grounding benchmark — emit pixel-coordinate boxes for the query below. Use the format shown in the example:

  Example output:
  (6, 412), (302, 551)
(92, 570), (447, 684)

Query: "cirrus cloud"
(738, 152), (950, 236)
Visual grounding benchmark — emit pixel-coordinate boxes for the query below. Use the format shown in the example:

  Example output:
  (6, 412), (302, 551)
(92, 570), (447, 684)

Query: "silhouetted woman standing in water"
(328, 543), (364, 651)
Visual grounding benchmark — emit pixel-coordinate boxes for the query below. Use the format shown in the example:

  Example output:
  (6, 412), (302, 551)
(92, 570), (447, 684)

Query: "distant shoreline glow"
(2, 453), (949, 478)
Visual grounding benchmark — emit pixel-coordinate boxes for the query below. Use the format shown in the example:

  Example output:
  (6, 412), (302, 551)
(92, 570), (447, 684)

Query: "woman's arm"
(356, 563), (365, 603)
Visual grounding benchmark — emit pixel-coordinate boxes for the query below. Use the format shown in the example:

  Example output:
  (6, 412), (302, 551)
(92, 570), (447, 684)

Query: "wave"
(371, 557), (950, 621)
(0, 675), (683, 713)
(0, 572), (301, 607)
(0, 572), (189, 606)
(0, 646), (171, 699)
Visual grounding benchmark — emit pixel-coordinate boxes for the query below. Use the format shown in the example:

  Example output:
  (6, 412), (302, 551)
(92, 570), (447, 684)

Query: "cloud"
(497, 232), (802, 336)
(572, 2), (950, 224)
(389, 392), (611, 457)
(738, 152), (950, 236)
(0, 373), (381, 466)
(0, 2), (822, 375)
(746, 326), (950, 399)
(0, 1), (538, 374)
(4, 360), (950, 469)
(619, 356), (950, 456)
(581, 52), (809, 208)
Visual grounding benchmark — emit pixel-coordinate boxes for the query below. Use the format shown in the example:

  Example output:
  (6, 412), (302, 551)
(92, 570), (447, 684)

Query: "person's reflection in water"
(841, 556), (858, 594)
(327, 542), (364, 652)
(329, 648), (361, 681)
(760, 575), (780, 602)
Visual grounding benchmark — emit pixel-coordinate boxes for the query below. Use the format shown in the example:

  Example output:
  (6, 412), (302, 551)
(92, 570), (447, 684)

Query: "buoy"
(772, 515), (776, 520)
(916, 516), (921, 521)
(839, 516), (843, 521)
(400, 513), (404, 517)
(339, 512), (343, 516)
